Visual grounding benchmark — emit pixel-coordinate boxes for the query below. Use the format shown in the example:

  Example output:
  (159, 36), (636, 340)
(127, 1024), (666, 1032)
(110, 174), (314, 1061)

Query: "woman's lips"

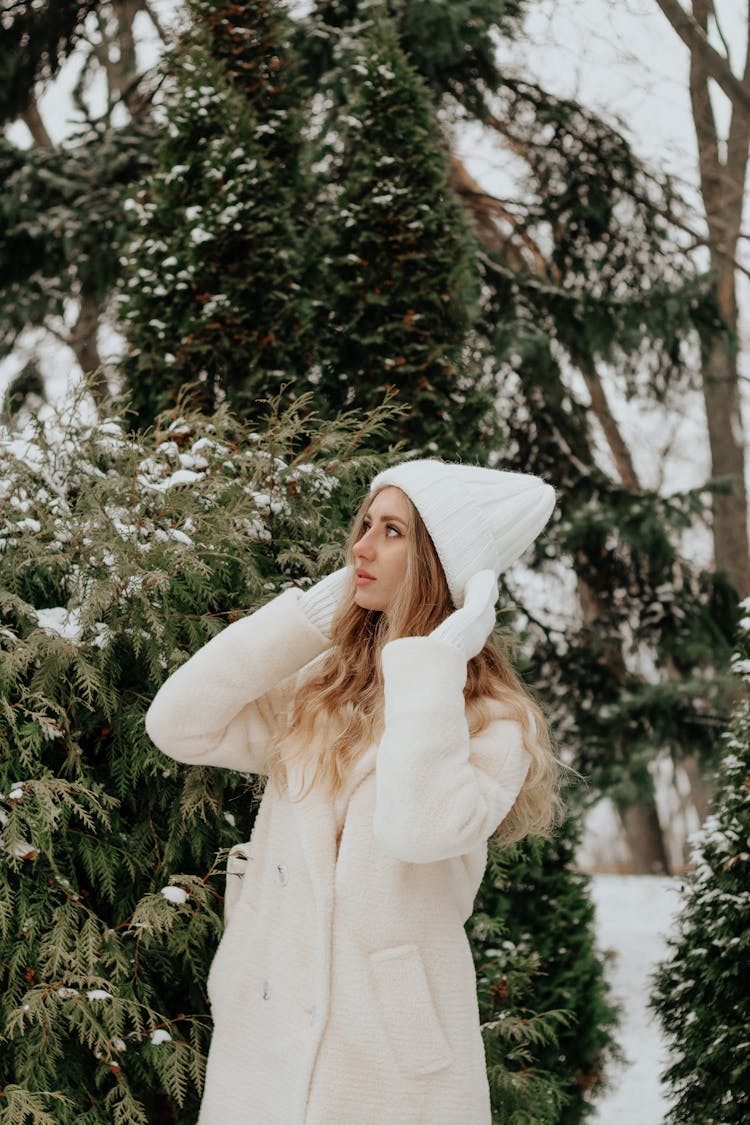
(355, 571), (375, 586)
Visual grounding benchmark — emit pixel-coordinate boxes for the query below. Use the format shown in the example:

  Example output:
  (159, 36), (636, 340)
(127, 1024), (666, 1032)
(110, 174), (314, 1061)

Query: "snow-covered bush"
(650, 603), (750, 1122)
(0, 393), (386, 1123)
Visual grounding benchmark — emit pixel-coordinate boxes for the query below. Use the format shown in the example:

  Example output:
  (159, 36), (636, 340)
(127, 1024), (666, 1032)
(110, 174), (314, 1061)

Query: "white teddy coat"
(145, 589), (532, 1125)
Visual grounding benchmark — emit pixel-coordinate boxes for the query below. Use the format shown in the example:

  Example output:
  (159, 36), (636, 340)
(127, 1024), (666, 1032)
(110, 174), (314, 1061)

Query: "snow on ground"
(589, 874), (683, 1124)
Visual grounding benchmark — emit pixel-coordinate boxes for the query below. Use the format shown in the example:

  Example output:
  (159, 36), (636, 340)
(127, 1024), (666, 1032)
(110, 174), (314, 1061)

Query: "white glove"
(430, 569), (499, 662)
(298, 566), (352, 638)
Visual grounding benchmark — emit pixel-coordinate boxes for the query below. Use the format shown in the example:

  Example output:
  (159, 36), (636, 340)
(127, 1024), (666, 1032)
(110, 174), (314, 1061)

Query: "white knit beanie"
(370, 459), (556, 608)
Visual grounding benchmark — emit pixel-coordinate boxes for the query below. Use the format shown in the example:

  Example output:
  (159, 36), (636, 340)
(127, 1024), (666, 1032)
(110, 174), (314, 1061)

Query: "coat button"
(276, 864), (288, 886)
(262, 979), (271, 1001)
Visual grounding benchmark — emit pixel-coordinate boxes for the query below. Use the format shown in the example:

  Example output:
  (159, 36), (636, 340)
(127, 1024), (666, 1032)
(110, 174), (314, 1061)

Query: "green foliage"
(0, 0), (102, 123)
(0, 390), (392, 1122)
(297, 0), (528, 118)
(190, 0), (309, 170)
(480, 78), (718, 400)
(470, 820), (622, 1123)
(121, 2), (497, 459)
(474, 931), (572, 1124)
(307, 15), (496, 458)
(0, 119), (155, 361)
(650, 613), (750, 1122)
(120, 0), (314, 423)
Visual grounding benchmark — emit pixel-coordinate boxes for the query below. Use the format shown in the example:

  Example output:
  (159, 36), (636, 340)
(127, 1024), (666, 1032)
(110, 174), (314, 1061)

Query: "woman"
(146, 458), (561, 1125)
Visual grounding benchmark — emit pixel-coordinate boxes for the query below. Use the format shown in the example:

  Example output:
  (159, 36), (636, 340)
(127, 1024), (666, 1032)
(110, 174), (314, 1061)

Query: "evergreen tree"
(473, 929), (572, 1123)
(650, 614), (750, 1123)
(307, 15), (496, 458)
(119, 0), (315, 423)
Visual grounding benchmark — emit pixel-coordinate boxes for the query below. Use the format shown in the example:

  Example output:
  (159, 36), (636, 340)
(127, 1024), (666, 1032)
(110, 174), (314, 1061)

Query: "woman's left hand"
(429, 569), (499, 662)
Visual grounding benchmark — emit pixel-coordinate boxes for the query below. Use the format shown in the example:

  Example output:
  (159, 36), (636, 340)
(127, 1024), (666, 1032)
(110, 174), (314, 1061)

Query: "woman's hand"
(429, 569), (499, 662)
(298, 566), (353, 639)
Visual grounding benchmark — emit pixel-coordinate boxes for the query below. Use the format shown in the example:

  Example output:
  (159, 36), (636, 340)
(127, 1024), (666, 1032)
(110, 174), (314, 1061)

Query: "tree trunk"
(619, 800), (671, 874)
(685, 0), (750, 596)
(22, 100), (53, 148)
(578, 574), (671, 873)
(702, 326), (750, 595)
(68, 294), (109, 406)
(681, 750), (714, 824)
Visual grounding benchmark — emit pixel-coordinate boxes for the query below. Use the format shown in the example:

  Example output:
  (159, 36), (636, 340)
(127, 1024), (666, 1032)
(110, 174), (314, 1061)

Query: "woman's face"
(352, 486), (410, 613)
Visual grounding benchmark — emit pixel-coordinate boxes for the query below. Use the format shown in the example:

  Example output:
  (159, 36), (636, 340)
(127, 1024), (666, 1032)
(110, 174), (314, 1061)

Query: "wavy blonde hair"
(270, 487), (565, 844)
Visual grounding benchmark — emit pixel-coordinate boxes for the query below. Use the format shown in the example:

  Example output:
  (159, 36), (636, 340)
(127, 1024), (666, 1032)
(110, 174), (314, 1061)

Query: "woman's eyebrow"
(366, 512), (408, 527)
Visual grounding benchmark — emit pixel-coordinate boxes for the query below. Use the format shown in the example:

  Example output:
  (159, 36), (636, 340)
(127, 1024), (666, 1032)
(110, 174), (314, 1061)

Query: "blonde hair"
(270, 488), (565, 844)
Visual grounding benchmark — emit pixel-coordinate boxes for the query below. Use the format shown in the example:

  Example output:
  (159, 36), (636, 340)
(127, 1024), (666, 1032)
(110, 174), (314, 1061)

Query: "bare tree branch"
(22, 100), (54, 148)
(688, 1), (723, 221)
(708, 0), (733, 67)
(141, 0), (168, 42)
(653, 0), (750, 114)
(722, 3), (750, 286)
(448, 156), (550, 277)
(575, 355), (641, 489)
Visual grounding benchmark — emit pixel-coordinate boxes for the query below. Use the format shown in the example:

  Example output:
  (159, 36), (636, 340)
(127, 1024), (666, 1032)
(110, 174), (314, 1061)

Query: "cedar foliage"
(0, 391), (391, 1122)
(650, 613), (750, 1122)
(472, 825), (621, 1124)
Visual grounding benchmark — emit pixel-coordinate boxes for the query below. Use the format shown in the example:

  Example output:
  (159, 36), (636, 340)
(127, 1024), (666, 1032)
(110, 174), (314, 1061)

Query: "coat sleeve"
(145, 588), (330, 774)
(373, 636), (532, 864)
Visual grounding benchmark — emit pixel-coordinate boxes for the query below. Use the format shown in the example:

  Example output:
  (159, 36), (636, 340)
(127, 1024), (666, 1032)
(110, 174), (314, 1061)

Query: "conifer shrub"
(650, 607), (750, 1123)
(0, 393), (388, 1123)
(470, 821), (621, 1123)
(0, 389), (607, 1124)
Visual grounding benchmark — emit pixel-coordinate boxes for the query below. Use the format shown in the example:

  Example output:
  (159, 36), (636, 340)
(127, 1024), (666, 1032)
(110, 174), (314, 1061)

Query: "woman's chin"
(354, 588), (386, 613)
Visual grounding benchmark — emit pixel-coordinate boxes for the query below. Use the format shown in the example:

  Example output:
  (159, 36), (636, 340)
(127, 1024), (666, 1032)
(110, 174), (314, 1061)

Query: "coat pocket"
(206, 898), (255, 1014)
(369, 944), (452, 1077)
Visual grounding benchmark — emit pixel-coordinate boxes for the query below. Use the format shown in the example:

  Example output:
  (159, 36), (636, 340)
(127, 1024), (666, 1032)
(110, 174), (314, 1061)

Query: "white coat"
(145, 589), (532, 1125)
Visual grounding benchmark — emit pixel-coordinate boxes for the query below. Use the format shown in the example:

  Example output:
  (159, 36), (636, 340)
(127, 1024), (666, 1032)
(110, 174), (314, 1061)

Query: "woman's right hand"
(298, 566), (353, 639)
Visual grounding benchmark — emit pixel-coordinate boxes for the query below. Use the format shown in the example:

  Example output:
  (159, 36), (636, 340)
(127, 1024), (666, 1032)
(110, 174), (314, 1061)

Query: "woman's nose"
(354, 531), (375, 559)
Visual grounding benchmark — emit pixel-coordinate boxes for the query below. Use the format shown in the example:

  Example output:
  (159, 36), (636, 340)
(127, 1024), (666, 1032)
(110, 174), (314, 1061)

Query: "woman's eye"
(386, 524), (401, 538)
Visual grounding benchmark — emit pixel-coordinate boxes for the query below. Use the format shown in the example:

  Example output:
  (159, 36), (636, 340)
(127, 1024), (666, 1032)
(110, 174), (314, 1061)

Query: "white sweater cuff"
(381, 636), (467, 714)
